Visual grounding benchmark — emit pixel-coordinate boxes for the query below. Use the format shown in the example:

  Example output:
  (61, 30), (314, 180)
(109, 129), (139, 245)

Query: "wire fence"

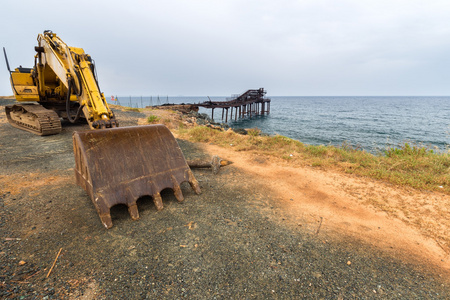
(109, 96), (170, 108)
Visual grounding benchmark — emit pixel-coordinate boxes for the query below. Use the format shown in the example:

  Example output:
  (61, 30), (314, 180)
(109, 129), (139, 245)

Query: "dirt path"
(1, 99), (449, 299)
(200, 143), (450, 275)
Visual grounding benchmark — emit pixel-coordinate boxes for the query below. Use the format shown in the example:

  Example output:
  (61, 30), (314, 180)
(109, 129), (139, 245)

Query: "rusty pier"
(198, 88), (271, 122)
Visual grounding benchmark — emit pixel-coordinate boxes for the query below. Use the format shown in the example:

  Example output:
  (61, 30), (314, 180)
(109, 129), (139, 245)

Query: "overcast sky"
(2, 0), (450, 96)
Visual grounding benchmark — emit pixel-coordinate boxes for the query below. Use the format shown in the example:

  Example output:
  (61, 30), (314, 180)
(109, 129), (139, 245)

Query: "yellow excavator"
(3, 31), (201, 228)
(4, 30), (118, 134)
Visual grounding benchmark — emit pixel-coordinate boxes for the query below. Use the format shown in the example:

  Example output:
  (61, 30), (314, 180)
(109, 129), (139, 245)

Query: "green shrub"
(385, 143), (431, 157)
(247, 128), (261, 136)
(147, 115), (160, 123)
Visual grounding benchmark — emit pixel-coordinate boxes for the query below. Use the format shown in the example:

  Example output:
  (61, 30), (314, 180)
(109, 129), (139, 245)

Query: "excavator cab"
(7, 66), (39, 102)
(3, 48), (39, 102)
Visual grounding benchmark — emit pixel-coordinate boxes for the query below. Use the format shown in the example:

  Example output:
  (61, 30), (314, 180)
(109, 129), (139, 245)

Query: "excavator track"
(5, 103), (62, 136)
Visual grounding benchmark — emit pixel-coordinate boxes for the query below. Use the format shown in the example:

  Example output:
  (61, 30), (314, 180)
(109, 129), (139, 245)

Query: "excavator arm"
(35, 30), (117, 128)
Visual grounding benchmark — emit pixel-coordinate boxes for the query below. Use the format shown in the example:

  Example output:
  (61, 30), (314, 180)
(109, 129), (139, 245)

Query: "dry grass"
(178, 126), (449, 194)
(109, 106), (450, 194)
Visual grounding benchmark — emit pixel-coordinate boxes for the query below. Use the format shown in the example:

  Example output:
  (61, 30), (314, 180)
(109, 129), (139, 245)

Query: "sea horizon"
(112, 95), (449, 154)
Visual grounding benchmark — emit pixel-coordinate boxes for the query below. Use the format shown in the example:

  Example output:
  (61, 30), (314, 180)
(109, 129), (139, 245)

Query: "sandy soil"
(199, 143), (450, 274)
(1, 98), (449, 298)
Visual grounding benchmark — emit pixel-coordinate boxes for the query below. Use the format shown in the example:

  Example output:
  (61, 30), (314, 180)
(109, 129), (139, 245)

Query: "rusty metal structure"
(187, 155), (232, 174)
(198, 88), (271, 122)
(73, 125), (201, 229)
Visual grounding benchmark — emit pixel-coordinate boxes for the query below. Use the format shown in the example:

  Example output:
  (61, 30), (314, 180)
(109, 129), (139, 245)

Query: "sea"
(113, 96), (449, 154)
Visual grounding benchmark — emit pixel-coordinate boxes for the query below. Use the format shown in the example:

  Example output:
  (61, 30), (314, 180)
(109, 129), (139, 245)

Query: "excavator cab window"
(17, 67), (32, 73)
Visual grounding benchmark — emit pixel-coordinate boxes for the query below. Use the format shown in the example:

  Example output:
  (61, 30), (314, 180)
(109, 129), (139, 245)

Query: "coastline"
(0, 99), (449, 298)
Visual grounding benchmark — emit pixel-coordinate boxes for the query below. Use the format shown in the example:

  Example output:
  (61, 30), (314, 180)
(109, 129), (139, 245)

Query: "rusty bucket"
(73, 125), (201, 228)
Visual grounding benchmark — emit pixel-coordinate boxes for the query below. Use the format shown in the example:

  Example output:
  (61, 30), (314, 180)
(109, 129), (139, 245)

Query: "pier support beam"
(195, 89), (270, 122)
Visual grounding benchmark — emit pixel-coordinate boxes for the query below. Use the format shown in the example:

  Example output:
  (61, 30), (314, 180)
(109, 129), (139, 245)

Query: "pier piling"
(197, 88), (270, 122)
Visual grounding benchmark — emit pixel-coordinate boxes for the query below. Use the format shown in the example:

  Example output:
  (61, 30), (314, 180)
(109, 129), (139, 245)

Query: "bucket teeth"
(128, 204), (139, 220)
(171, 176), (184, 202)
(73, 125), (202, 228)
(100, 213), (113, 229)
(153, 193), (164, 211)
(188, 170), (202, 194)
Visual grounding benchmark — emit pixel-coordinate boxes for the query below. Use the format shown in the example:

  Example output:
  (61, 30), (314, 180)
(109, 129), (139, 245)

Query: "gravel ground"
(0, 98), (449, 299)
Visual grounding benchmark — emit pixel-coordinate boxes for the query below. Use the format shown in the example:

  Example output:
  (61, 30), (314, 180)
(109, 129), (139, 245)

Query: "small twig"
(315, 217), (323, 235)
(11, 280), (30, 284)
(435, 239), (449, 255)
(47, 248), (62, 278)
(24, 269), (41, 280)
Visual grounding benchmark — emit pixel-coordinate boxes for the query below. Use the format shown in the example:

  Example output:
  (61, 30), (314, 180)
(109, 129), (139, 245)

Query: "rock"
(232, 128), (247, 135)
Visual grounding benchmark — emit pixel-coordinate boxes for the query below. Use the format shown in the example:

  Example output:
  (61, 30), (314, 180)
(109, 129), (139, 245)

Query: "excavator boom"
(34, 30), (117, 129)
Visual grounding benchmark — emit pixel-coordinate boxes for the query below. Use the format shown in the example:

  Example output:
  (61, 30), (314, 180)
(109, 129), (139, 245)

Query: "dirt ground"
(0, 98), (449, 299)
